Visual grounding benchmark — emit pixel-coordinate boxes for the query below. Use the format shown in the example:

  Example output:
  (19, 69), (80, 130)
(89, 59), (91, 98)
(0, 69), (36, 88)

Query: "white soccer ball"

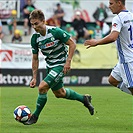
(13, 105), (31, 123)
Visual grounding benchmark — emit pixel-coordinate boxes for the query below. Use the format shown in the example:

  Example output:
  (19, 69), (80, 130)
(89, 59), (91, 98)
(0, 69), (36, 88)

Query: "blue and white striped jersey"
(111, 10), (133, 63)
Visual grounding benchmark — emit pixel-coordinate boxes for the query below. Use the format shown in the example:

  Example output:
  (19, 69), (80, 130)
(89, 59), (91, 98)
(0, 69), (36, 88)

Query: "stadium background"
(0, 0), (132, 86)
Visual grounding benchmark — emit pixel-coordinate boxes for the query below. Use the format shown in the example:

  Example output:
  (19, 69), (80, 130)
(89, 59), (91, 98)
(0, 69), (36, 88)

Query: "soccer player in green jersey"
(23, 9), (94, 125)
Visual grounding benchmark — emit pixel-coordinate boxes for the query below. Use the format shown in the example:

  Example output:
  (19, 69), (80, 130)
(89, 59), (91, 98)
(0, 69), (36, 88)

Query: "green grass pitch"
(0, 86), (133, 133)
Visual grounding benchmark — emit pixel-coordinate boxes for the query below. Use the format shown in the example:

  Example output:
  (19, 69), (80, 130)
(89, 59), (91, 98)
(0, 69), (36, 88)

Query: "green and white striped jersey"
(31, 25), (70, 68)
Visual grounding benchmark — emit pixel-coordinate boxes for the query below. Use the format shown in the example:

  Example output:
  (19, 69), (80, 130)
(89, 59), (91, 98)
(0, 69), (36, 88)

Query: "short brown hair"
(29, 9), (45, 21)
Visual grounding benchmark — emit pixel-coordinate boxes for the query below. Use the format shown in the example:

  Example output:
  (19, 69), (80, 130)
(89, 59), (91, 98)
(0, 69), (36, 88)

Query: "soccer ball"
(13, 105), (31, 123)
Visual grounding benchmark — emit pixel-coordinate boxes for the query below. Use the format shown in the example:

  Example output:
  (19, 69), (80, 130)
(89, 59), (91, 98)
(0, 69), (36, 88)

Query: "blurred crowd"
(0, 1), (112, 44)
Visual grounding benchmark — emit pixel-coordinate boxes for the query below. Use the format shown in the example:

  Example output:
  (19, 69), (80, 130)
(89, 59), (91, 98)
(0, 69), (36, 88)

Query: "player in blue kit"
(23, 9), (94, 125)
(84, 0), (133, 95)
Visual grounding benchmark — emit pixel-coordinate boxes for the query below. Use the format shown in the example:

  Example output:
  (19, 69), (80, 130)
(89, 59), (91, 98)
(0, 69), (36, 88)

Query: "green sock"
(65, 88), (84, 103)
(33, 93), (47, 117)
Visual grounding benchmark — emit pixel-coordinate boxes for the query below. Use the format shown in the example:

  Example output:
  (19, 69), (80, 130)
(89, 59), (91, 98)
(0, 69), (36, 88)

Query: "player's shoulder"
(31, 31), (40, 41)
(32, 31), (40, 37)
(46, 25), (63, 34)
(119, 10), (130, 15)
(113, 11), (127, 21)
(117, 10), (132, 19)
(46, 25), (61, 31)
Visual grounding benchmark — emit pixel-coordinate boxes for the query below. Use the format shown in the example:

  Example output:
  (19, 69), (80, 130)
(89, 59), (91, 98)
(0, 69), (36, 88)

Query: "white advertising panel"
(0, 43), (46, 69)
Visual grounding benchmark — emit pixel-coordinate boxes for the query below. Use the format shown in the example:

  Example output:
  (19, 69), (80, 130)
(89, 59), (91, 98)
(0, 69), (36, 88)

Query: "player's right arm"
(84, 16), (121, 49)
(30, 54), (39, 88)
(84, 31), (119, 49)
(30, 34), (39, 88)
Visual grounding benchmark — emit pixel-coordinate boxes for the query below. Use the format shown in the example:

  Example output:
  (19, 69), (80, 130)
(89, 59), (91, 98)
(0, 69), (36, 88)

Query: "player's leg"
(109, 75), (131, 94)
(49, 66), (85, 103)
(33, 80), (49, 117)
(44, 66), (94, 115)
(122, 62), (133, 95)
(109, 63), (132, 95)
(108, 74), (120, 87)
(52, 85), (83, 102)
(51, 68), (94, 116)
(23, 80), (49, 125)
(29, 66), (63, 121)
(52, 86), (94, 115)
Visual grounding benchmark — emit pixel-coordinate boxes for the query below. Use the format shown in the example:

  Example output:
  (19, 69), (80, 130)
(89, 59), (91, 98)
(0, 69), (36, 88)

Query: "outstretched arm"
(84, 31), (119, 49)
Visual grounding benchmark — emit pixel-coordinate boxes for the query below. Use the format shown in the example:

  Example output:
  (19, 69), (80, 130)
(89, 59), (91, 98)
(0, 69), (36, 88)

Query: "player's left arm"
(56, 28), (76, 59)
(84, 31), (119, 49)
(66, 37), (76, 62)
(64, 38), (76, 74)
(55, 28), (76, 73)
